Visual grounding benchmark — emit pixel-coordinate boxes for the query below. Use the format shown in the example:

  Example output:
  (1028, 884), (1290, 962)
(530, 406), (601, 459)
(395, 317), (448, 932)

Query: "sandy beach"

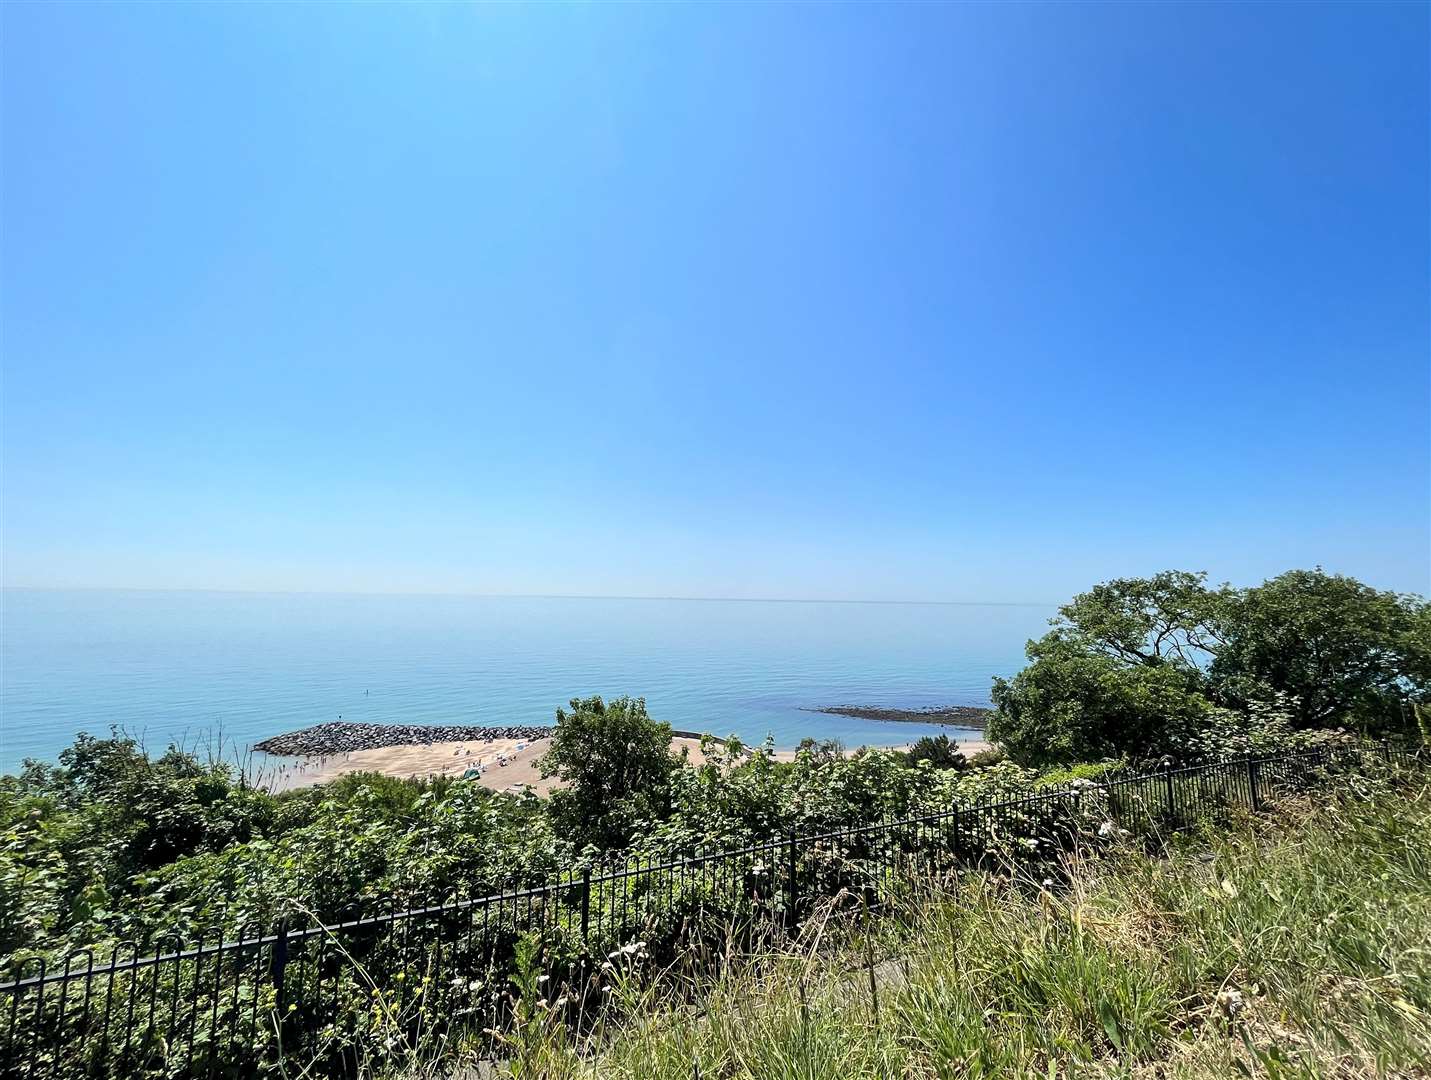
(260, 733), (992, 796)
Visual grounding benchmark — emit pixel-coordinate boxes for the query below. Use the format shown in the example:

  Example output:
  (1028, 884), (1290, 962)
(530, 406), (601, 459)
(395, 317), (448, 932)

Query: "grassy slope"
(485, 782), (1431, 1079)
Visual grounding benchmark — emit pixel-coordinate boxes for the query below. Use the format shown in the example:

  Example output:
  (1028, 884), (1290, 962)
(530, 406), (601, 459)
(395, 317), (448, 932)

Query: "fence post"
(580, 865), (592, 948)
(786, 829), (799, 931)
(1162, 761), (1176, 821)
(1247, 756), (1263, 813)
(270, 920), (289, 1009)
(577, 864), (593, 1014)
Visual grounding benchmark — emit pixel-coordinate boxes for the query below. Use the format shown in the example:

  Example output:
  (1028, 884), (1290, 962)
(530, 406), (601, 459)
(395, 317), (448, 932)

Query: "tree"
(1051, 570), (1234, 671)
(1211, 569), (1430, 732)
(988, 567), (1430, 766)
(538, 696), (678, 849)
(988, 632), (1210, 767)
(987, 570), (1229, 766)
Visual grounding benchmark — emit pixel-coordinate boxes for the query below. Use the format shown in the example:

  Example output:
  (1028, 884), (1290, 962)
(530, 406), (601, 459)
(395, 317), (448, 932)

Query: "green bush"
(906, 734), (968, 771)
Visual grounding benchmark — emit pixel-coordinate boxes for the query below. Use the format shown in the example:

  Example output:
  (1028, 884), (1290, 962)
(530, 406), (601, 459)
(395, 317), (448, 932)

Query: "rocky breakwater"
(253, 721), (553, 757)
(802, 704), (993, 728)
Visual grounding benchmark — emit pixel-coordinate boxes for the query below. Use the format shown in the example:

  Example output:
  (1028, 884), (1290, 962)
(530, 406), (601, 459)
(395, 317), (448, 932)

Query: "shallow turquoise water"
(0, 589), (1052, 771)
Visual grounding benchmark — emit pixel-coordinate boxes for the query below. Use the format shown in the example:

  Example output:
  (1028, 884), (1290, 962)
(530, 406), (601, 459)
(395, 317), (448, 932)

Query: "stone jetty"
(801, 704), (993, 728)
(253, 721), (552, 757)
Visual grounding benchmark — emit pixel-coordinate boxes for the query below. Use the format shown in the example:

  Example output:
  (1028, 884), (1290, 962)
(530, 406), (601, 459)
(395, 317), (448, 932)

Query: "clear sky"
(2, 2), (1427, 603)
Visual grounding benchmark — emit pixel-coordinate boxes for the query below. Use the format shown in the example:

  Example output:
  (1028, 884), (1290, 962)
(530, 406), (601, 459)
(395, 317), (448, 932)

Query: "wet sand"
(261, 733), (991, 796)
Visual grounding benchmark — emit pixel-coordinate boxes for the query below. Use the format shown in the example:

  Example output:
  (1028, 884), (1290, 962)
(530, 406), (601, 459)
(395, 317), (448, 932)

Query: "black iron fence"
(0, 741), (1419, 1079)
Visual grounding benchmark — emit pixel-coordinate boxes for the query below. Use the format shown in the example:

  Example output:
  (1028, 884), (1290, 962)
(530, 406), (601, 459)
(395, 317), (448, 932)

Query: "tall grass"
(460, 782), (1431, 1079)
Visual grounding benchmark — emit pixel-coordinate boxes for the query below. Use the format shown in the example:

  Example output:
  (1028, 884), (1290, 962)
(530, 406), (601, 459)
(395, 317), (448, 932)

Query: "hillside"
(456, 783), (1431, 1078)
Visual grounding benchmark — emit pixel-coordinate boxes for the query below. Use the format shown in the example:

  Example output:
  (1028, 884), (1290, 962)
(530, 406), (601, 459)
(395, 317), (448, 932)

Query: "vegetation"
(990, 568), (1429, 766)
(0, 735), (561, 962)
(489, 782), (1431, 1079)
(1215, 568), (1431, 728)
(0, 721), (1045, 966)
(3, 567), (1424, 968)
(539, 695), (680, 849)
(906, 733), (968, 770)
(0, 565), (1426, 1078)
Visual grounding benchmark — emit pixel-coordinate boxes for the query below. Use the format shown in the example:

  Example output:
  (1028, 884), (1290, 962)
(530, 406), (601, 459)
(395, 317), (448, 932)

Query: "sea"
(0, 589), (1054, 772)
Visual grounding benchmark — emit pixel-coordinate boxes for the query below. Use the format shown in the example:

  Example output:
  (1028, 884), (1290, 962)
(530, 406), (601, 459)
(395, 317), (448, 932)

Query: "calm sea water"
(0, 589), (1052, 772)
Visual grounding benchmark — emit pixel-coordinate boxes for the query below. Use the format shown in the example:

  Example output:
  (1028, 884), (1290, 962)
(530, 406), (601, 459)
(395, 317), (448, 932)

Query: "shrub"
(906, 735), (967, 771)
(966, 746), (1006, 768)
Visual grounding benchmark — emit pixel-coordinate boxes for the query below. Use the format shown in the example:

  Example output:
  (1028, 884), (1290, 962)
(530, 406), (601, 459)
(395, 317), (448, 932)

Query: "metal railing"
(0, 740), (1418, 1079)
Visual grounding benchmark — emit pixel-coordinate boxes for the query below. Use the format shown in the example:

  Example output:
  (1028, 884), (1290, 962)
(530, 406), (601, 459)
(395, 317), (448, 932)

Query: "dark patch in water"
(802, 704), (991, 729)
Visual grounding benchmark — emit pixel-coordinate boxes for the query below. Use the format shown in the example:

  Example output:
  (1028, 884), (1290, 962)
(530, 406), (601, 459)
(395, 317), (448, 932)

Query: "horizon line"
(0, 583), (1058, 608)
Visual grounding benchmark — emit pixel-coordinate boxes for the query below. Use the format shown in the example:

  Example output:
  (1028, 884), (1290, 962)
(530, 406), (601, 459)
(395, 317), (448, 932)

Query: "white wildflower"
(1216, 988), (1246, 1020)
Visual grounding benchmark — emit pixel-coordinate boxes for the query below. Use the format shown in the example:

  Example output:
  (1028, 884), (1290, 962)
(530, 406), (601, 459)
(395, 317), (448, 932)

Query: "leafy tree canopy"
(1212, 569), (1430, 730)
(539, 695), (679, 850)
(989, 634), (1210, 767)
(990, 567), (1428, 766)
(1051, 569), (1234, 670)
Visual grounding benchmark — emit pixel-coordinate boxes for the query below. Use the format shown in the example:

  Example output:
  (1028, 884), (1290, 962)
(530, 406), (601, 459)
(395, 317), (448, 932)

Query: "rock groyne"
(801, 704), (992, 728)
(253, 721), (552, 757)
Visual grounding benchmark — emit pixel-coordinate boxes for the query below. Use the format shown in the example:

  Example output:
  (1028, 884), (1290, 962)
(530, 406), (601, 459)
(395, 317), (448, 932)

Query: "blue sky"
(2, 2), (1427, 603)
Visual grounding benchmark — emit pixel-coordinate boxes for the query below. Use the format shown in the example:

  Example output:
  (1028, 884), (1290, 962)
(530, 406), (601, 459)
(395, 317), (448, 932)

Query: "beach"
(261, 732), (993, 796)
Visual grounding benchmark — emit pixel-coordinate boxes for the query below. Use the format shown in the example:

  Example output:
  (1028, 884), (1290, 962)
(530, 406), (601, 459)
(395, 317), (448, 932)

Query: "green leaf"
(1097, 998), (1122, 1050)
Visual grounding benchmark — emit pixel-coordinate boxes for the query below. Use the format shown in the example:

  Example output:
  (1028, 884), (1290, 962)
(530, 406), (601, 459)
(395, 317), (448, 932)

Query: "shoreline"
(256, 724), (992, 796)
(251, 709), (991, 764)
